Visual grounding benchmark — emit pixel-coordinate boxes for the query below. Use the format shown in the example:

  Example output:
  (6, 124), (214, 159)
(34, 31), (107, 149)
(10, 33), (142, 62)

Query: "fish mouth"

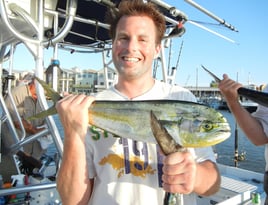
(178, 128), (231, 148)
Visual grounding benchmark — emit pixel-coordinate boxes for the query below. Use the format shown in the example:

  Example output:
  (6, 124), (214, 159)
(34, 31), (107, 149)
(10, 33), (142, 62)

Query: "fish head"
(164, 106), (231, 148)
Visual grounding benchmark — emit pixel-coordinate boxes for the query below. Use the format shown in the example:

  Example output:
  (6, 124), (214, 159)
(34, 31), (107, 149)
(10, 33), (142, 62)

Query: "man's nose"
(126, 38), (138, 52)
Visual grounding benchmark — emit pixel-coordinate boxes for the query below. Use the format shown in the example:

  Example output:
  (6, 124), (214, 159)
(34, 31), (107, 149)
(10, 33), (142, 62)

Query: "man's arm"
(218, 74), (268, 146)
(14, 119), (44, 134)
(56, 94), (95, 205)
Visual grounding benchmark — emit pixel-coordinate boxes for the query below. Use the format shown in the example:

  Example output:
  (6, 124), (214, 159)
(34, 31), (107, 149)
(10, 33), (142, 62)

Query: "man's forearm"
(57, 135), (92, 205)
(228, 101), (268, 146)
(194, 160), (220, 196)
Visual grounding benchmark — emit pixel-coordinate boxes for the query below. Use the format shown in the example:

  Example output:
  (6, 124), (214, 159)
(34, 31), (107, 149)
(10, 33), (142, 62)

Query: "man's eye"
(140, 39), (147, 42)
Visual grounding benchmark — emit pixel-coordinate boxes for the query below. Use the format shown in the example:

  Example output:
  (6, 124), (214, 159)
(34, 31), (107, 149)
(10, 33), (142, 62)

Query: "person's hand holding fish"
(162, 151), (196, 195)
(55, 93), (95, 204)
(56, 94), (95, 142)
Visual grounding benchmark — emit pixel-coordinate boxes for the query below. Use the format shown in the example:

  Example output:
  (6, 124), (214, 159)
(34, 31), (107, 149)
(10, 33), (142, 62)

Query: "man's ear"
(154, 44), (161, 59)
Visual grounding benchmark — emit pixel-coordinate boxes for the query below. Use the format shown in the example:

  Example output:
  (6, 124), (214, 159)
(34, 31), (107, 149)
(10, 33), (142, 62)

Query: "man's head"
(21, 73), (35, 85)
(107, 0), (166, 81)
(21, 73), (37, 100)
(107, 0), (166, 45)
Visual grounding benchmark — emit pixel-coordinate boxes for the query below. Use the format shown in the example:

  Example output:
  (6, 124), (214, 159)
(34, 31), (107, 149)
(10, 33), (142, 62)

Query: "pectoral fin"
(150, 111), (183, 155)
(150, 111), (185, 205)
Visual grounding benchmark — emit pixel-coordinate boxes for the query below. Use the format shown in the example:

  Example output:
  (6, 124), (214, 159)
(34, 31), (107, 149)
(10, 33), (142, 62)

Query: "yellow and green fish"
(32, 77), (231, 148)
(33, 77), (231, 205)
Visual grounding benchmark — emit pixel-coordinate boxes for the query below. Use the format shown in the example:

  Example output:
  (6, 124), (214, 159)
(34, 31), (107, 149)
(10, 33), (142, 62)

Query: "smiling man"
(56, 1), (221, 204)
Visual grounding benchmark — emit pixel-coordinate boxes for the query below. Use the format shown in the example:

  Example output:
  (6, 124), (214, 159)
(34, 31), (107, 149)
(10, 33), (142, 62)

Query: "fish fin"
(27, 105), (57, 120)
(26, 77), (61, 120)
(150, 111), (183, 155)
(150, 111), (185, 205)
(34, 76), (62, 104)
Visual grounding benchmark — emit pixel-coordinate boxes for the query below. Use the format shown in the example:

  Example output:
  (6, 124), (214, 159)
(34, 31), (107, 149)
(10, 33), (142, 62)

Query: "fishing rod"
(183, 0), (238, 44)
(184, 0), (238, 32)
(201, 65), (268, 107)
(201, 65), (254, 168)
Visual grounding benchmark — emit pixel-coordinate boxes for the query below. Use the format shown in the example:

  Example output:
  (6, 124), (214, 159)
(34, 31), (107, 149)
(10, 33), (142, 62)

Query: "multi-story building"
(4, 66), (117, 95)
(72, 69), (97, 94)
(95, 67), (117, 92)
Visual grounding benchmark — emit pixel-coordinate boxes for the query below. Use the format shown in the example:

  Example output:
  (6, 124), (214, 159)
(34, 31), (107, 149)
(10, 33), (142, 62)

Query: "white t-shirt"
(252, 85), (268, 171)
(85, 80), (216, 205)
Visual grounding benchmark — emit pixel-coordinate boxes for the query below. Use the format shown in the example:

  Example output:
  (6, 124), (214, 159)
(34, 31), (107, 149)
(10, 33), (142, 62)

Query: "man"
(219, 74), (268, 204)
(2, 73), (48, 157)
(1, 73), (50, 180)
(56, 1), (220, 204)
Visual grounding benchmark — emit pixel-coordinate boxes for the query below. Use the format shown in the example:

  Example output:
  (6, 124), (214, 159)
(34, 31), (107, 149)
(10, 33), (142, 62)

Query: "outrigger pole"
(184, 0), (238, 32)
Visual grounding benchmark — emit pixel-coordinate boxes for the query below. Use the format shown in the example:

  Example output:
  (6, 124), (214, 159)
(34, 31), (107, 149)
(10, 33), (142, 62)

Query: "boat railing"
(0, 0), (67, 202)
(0, 89), (21, 151)
(0, 71), (61, 202)
(4, 45), (27, 142)
(0, 182), (57, 197)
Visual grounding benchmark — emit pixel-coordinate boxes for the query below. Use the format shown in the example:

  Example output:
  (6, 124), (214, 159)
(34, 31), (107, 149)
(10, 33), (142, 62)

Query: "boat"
(240, 100), (258, 113)
(198, 163), (264, 205)
(218, 100), (230, 111)
(239, 85), (259, 113)
(204, 96), (222, 110)
(0, 0), (265, 204)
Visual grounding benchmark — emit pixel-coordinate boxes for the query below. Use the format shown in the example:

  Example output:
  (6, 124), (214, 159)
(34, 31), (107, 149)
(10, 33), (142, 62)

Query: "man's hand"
(162, 151), (196, 194)
(56, 94), (95, 142)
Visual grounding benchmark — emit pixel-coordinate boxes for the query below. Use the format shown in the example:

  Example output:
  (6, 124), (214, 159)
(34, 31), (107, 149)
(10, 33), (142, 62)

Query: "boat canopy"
(55, 0), (186, 47)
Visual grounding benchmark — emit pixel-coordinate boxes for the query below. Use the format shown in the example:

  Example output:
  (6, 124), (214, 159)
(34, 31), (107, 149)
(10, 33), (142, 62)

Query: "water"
(215, 110), (265, 173)
(48, 110), (266, 174)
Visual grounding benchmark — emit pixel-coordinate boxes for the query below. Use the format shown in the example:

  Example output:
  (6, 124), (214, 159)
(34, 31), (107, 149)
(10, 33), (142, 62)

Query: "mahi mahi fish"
(34, 77), (230, 205)
(31, 77), (231, 148)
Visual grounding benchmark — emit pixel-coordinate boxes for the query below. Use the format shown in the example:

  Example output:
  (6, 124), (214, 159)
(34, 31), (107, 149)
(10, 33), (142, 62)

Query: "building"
(72, 69), (97, 94)
(59, 68), (74, 93)
(185, 86), (221, 99)
(95, 67), (117, 92)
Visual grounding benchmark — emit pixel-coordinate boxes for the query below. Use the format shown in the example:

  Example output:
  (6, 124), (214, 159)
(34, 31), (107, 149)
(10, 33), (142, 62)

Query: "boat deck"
(198, 164), (265, 205)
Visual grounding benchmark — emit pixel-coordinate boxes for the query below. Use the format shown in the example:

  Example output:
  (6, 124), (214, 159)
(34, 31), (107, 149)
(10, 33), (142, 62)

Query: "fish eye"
(201, 121), (214, 131)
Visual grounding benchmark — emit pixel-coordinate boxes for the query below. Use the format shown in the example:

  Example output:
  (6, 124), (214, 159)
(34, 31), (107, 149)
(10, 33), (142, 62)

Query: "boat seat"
(197, 175), (260, 205)
(221, 175), (258, 193)
(211, 175), (258, 205)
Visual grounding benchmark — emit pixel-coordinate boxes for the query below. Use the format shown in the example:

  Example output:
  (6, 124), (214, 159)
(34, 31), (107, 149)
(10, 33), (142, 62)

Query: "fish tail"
(34, 76), (62, 104)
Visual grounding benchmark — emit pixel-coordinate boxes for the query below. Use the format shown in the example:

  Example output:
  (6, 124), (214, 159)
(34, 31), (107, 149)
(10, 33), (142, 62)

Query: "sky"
(4, 0), (268, 87)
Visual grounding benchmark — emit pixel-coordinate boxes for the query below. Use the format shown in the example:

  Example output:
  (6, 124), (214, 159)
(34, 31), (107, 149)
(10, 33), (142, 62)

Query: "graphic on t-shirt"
(91, 127), (164, 185)
(99, 153), (156, 178)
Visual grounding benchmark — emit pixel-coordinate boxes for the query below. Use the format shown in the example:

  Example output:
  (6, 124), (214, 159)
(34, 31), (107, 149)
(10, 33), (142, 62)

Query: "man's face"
(112, 15), (161, 80)
(29, 82), (37, 100)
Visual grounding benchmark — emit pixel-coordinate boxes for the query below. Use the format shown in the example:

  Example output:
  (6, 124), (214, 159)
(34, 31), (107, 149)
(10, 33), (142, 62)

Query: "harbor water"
(48, 110), (266, 174)
(215, 110), (265, 173)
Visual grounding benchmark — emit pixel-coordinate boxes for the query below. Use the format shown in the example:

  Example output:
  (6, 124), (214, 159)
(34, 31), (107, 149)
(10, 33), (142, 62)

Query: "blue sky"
(5, 0), (268, 87)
